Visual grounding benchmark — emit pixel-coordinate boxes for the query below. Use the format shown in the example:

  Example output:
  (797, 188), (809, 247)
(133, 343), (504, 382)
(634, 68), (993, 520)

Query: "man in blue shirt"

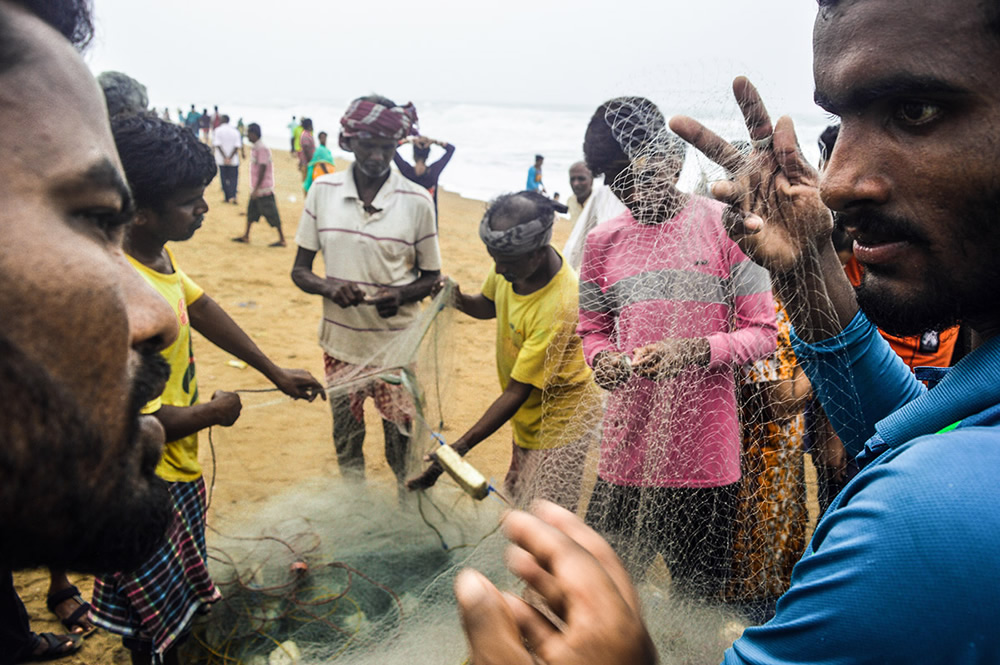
(526, 154), (544, 193)
(454, 1), (1000, 663)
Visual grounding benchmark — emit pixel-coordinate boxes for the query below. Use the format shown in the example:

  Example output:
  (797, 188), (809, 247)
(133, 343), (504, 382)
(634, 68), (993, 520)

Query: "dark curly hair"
(0, 0), (94, 73)
(111, 113), (217, 212)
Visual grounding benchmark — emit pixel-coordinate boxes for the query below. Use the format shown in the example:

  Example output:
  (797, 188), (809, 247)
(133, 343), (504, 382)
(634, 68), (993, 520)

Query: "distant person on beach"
(91, 113), (324, 665)
(566, 161), (593, 224)
(293, 117), (305, 159)
(213, 114), (242, 204)
(198, 107), (210, 142)
(406, 191), (601, 510)
(394, 135), (455, 218)
(96, 70), (148, 118)
(577, 96), (776, 597)
(303, 130), (335, 193)
(291, 94), (439, 489)
(234, 123), (287, 246)
(0, 2), (182, 661)
(298, 117), (315, 179)
(526, 154), (545, 193)
(185, 104), (200, 135)
(287, 115), (297, 154)
(211, 104), (221, 136)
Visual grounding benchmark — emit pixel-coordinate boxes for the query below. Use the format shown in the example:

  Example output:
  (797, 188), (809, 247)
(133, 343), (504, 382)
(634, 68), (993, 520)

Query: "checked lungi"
(91, 477), (220, 656)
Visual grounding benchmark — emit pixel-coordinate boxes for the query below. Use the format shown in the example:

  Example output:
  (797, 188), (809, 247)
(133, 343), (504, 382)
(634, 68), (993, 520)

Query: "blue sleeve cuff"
(790, 311), (923, 458)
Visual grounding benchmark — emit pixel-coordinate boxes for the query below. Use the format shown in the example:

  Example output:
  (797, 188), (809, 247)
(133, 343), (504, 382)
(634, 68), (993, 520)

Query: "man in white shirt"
(212, 114), (243, 204)
(291, 94), (441, 489)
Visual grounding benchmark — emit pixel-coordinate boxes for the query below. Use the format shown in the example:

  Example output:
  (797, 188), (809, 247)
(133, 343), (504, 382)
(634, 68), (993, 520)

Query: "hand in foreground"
(593, 351), (633, 391)
(455, 501), (658, 665)
(272, 368), (326, 401)
(668, 76), (832, 275)
(368, 287), (403, 318)
(210, 390), (243, 427)
(631, 338), (710, 380)
(326, 280), (366, 308)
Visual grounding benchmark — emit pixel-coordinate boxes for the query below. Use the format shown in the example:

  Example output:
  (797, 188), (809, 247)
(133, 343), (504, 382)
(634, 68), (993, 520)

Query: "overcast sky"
(86, 1), (824, 117)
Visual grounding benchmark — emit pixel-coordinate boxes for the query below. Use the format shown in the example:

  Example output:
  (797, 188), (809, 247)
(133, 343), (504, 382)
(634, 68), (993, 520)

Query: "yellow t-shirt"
(128, 247), (205, 482)
(481, 248), (600, 450)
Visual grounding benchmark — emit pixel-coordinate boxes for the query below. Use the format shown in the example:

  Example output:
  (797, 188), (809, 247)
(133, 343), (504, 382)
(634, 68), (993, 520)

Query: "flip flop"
(45, 585), (96, 638)
(22, 631), (81, 661)
(268, 241), (286, 248)
(231, 237), (249, 243)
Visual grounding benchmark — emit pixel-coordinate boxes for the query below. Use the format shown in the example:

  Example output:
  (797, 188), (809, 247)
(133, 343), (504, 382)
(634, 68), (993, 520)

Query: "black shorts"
(247, 193), (281, 228)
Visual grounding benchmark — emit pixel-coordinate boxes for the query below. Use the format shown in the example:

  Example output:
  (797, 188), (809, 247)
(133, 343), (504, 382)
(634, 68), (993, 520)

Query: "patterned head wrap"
(339, 99), (419, 151)
(478, 210), (554, 256)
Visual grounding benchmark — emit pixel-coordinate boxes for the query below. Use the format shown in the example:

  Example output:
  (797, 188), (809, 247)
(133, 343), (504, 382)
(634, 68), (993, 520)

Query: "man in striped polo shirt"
(292, 95), (441, 489)
(577, 96), (777, 599)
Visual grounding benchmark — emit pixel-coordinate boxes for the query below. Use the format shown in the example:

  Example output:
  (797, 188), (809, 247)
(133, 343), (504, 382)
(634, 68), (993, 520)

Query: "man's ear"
(133, 208), (152, 228)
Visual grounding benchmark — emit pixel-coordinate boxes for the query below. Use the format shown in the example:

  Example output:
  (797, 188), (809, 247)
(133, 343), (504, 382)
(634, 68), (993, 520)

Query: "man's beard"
(0, 334), (173, 573)
(358, 160), (390, 178)
(844, 190), (1000, 337)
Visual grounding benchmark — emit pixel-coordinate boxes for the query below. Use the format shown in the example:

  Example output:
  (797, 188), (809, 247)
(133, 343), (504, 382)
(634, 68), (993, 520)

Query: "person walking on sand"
(213, 114), (242, 204)
(234, 123), (286, 246)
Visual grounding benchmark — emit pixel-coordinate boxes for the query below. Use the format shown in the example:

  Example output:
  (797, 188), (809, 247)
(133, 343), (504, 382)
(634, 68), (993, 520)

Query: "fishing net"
(179, 94), (871, 665)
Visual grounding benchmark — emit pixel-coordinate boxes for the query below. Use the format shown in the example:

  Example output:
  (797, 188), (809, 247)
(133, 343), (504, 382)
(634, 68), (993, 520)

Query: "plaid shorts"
(323, 354), (415, 427)
(91, 478), (220, 655)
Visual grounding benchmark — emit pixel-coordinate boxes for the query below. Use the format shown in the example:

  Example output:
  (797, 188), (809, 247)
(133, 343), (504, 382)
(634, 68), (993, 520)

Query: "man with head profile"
(291, 95), (441, 489)
(0, 0), (181, 660)
(455, 0), (1000, 663)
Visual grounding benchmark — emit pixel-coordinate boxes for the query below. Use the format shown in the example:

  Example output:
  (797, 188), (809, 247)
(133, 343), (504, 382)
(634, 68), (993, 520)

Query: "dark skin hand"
(669, 77), (857, 343)
(188, 295), (325, 401)
(292, 247), (440, 318)
(406, 378), (533, 491)
(155, 390), (242, 442)
(455, 502), (658, 665)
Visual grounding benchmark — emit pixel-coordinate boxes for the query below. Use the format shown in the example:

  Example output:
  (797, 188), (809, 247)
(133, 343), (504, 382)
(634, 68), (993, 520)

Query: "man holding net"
(291, 95), (441, 488)
(577, 96), (777, 599)
(406, 191), (602, 510)
(455, 0), (1000, 663)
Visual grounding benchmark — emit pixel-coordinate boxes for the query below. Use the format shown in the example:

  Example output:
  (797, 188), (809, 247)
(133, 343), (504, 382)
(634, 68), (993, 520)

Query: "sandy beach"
(12, 148), (577, 664)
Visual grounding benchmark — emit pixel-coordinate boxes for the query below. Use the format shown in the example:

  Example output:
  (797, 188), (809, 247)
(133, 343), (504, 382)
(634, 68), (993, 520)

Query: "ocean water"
(161, 98), (830, 203)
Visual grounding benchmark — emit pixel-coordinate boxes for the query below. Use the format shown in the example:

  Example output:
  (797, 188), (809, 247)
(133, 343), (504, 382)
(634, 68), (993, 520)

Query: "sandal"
(20, 632), (81, 662)
(45, 585), (96, 638)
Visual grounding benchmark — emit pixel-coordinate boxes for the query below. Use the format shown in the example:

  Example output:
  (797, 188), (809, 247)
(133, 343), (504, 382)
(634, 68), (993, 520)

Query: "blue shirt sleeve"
(790, 311), (924, 458)
(723, 429), (1000, 665)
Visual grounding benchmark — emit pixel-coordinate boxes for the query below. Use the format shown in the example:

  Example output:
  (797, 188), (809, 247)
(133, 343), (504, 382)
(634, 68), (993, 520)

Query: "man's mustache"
(833, 210), (928, 246)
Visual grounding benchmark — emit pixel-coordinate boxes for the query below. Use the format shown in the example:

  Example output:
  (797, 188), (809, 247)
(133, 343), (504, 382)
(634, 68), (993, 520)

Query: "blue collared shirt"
(724, 312), (1000, 664)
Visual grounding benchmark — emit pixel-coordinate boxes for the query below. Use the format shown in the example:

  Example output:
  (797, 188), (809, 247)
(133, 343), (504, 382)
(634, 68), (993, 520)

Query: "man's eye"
(894, 101), (941, 126)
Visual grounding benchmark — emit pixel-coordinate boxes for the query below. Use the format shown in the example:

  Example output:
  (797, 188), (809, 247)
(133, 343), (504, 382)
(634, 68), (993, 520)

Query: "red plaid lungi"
(323, 354), (415, 428)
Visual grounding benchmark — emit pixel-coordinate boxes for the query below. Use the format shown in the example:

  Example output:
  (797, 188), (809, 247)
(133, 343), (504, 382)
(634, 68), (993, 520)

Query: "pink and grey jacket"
(577, 196), (777, 488)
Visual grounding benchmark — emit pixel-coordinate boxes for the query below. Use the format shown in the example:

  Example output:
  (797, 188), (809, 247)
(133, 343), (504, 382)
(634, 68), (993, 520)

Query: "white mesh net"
(179, 94), (871, 665)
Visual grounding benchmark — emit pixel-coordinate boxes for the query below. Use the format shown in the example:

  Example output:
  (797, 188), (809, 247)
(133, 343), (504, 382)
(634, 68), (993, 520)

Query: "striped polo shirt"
(577, 195), (777, 488)
(296, 165), (441, 365)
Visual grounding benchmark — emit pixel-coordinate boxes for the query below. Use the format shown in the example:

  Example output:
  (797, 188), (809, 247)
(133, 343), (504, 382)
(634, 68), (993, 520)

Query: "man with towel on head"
(292, 95), (441, 490)
(406, 191), (602, 510)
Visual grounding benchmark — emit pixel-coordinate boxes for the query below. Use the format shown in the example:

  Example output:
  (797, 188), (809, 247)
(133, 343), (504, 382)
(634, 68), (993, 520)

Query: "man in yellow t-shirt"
(407, 191), (601, 510)
(90, 113), (326, 664)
